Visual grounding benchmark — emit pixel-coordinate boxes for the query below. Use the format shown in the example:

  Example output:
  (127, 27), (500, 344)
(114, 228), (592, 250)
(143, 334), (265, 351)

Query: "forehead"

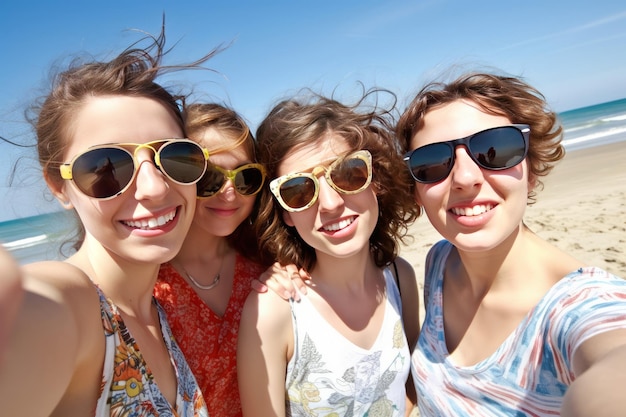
(66, 95), (183, 157)
(412, 100), (511, 148)
(196, 126), (251, 154)
(278, 133), (351, 176)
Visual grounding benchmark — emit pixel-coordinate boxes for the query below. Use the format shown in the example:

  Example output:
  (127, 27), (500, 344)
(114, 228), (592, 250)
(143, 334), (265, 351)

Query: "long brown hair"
(255, 89), (420, 270)
(183, 102), (263, 262)
(25, 24), (225, 252)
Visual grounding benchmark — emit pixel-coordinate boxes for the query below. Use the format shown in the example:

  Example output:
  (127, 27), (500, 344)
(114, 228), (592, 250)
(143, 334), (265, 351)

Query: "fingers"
(251, 263), (312, 301)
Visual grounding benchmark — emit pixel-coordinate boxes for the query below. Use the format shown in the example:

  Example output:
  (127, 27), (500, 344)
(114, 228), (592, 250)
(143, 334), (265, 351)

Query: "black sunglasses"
(404, 124), (530, 184)
(60, 139), (209, 199)
(197, 163), (266, 198)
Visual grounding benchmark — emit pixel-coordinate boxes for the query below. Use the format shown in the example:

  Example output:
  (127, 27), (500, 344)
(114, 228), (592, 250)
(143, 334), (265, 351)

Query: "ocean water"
(559, 97), (626, 151)
(0, 210), (77, 264)
(2, 98), (626, 265)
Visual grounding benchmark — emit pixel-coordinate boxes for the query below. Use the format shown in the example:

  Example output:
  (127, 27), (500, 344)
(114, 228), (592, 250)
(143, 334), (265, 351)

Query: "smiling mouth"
(321, 217), (355, 232)
(122, 209), (176, 230)
(450, 204), (494, 217)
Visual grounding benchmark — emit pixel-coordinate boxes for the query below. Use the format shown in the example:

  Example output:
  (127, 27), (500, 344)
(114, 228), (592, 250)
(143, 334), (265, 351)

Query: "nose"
(449, 146), (483, 189)
(133, 150), (169, 200)
(217, 180), (237, 202)
(316, 176), (344, 212)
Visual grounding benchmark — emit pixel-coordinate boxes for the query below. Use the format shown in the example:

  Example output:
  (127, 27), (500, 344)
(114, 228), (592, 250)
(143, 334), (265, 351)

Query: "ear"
(282, 210), (295, 227)
(413, 185), (423, 206)
(44, 171), (74, 210)
(53, 190), (74, 210)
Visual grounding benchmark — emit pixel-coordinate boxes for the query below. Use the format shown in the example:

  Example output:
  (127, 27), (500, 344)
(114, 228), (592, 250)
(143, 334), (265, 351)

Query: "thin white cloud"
(501, 10), (626, 51)
(342, 0), (441, 39)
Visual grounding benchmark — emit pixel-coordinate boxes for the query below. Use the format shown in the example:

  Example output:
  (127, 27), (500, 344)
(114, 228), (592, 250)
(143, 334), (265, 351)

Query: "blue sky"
(1, 0), (626, 221)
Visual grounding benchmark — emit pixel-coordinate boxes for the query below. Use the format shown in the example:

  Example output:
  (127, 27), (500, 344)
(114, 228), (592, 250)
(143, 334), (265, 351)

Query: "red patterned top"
(154, 254), (265, 417)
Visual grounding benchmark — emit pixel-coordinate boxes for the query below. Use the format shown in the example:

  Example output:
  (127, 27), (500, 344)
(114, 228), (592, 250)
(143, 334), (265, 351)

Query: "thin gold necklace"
(183, 269), (220, 290)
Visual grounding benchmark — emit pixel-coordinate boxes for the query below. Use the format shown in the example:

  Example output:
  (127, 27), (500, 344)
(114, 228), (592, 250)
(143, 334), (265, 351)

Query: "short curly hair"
(396, 72), (565, 203)
(254, 89), (420, 270)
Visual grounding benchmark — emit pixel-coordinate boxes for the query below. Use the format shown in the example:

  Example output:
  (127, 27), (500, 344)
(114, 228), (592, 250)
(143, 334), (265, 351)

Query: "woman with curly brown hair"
(398, 71), (626, 416)
(237, 90), (421, 417)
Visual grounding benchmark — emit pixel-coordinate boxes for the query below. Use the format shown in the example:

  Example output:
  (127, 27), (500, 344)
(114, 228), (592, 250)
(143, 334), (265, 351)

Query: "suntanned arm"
(238, 287), (294, 417)
(0, 261), (103, 417)
(394, 256), (420, 415)
(561, 329), (626, 416)
(0, 248), (22, 367)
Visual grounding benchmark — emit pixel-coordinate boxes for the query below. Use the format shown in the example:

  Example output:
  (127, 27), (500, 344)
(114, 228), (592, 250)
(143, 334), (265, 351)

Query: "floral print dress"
(94, 285), (208, 417)
(285, 266), (410, 417)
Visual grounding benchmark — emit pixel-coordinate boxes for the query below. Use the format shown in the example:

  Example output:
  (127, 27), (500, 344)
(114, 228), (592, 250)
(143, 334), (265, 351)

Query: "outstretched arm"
(561, 329), (626, 416)
(0, 261), (102, 416)
(0, 247), (22, 367)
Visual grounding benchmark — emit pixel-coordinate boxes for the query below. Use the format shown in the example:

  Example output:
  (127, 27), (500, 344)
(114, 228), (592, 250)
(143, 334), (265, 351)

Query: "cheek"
(282, 210), (295, 227)
(239, 195), (256, 216)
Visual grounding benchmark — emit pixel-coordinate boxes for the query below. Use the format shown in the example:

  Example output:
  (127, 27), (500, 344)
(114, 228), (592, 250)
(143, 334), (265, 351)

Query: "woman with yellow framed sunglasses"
(0, 28), (220, 416)
(154, 102), (273, 417)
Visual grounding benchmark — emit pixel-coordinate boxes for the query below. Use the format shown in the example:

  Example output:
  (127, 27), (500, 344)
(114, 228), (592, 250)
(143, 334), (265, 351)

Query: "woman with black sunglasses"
(237, 90), (421, 417)
(0, 29), (221, 416)
(397, 72), (626, 416)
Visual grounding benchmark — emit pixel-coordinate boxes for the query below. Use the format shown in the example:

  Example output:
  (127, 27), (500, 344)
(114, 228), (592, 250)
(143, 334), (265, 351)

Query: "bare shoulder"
(242, 286), (293, 327)
(22, 260), (96, 296)
(21, 260), (101, 329)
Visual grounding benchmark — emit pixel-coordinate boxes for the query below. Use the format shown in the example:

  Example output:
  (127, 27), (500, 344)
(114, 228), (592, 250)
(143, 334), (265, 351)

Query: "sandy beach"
(399, 139), (626, 328)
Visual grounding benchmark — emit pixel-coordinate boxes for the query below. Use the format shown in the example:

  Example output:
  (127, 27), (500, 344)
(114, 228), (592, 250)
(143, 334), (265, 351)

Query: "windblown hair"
(255, 89), (420, 270)
(26, 24), (223, 251)
(396, 72), (565, 203)
(183, 102), (263, 262)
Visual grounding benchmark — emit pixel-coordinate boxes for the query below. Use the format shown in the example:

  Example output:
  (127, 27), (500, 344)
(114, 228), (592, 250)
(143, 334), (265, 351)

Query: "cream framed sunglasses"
(59, 139), (209, 199)
(269, 149), (372, 212)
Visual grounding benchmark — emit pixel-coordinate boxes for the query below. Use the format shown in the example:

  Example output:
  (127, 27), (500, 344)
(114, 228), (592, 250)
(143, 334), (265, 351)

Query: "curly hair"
(183, 102), (263, 262)
(254, 89), (420, 270)
(26, 23), (224, 251)
(396, 72), (565, 203)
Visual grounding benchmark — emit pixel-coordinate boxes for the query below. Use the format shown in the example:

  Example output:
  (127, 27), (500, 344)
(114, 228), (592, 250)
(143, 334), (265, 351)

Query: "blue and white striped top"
(413, 240), (626, 416)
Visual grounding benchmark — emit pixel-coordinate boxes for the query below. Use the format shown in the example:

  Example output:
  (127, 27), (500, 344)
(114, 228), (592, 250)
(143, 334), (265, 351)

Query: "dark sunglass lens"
(73, 148), (134, 198)
(159, 141), (206, 183)
(279, 177), (316, 209)
(471, 127), (526, 169)
(331, 158), (369, 191)
(197, 166), (226, 197)
(235, 168), (264, 195)
(410, 143), (453, 183)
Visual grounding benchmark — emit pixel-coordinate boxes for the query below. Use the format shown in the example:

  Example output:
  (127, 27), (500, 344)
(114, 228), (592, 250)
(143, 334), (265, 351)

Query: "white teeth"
(123, 210), (176, 230)
(451, 204), (493, 217)
(323, 218), (354, 232)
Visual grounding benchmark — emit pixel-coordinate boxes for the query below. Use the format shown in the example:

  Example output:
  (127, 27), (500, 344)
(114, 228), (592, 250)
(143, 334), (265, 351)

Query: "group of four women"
(1, 28), (625, 417)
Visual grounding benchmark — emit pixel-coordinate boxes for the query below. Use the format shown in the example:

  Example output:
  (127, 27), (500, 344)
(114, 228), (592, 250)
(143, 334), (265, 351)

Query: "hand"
(251, 262), (310, 301)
